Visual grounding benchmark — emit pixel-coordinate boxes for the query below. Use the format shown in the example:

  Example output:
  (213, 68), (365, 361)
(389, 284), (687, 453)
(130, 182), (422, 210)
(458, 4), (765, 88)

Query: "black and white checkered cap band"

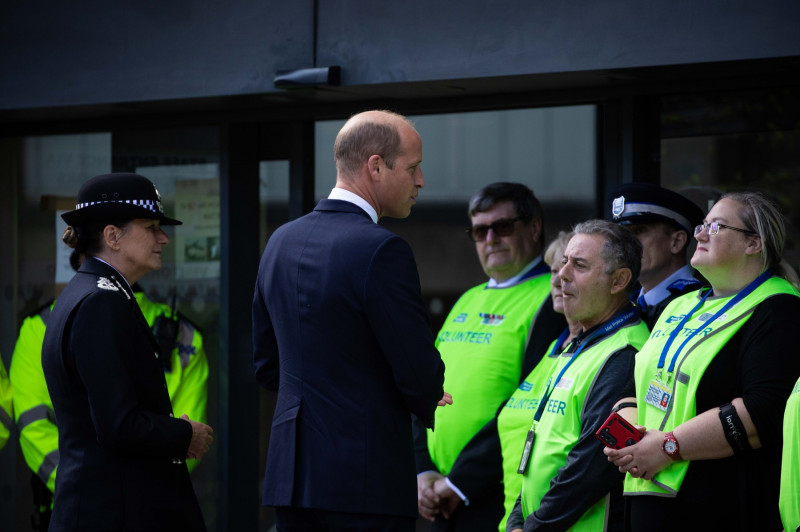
(75, 199), (161, 214)
(616, 201), (692, 234)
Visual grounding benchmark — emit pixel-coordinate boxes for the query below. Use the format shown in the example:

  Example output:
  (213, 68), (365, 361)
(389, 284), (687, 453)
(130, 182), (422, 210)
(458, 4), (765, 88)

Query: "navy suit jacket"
(253, 199), (445, 518)
(42, 258), (205, 532)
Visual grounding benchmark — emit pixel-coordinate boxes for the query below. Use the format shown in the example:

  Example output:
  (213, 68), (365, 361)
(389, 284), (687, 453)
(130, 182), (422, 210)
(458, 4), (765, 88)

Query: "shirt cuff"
(445, 477), (470, 505)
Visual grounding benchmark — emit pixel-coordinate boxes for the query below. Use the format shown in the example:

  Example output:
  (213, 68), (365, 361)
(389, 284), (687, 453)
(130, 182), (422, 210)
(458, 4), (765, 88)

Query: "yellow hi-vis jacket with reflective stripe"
(10, 292), (208, 493)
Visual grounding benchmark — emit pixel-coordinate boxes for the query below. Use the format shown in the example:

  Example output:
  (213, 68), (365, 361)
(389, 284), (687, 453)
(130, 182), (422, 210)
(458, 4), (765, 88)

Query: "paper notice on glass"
(175, 179), (220, 280)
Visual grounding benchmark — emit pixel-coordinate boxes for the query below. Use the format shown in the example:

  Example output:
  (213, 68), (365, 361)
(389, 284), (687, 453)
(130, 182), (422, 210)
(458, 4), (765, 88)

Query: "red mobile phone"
(595, 411), (643, 450)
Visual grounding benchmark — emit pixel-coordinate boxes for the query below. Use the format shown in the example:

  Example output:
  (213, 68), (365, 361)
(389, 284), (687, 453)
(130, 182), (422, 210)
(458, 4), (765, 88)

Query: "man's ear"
(609, 268), (633, 295)
(670, 230), (688, 255)
(528, 218), (543, 245)
(367, 154), (382, 181)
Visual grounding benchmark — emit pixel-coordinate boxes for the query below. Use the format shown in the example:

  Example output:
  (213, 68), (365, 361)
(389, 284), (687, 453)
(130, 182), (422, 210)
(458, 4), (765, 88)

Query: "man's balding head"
(334, 110), (417, 180)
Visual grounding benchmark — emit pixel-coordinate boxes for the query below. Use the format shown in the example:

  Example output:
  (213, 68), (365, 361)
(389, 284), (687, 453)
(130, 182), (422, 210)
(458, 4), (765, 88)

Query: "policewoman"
(606, 192), (800, 531)
(10, 251), (208, 531)
(42, 173), (212, 532)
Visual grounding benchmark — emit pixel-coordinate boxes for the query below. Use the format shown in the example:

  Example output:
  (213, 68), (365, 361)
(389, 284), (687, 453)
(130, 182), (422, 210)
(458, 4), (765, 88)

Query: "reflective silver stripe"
(0, 407), (12, 433)
(37, 449), (59, 485)
(17, 405), (57, 432)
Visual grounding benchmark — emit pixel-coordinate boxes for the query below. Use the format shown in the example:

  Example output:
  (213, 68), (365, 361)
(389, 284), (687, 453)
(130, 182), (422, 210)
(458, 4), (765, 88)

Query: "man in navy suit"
(253, 110), (449, 531)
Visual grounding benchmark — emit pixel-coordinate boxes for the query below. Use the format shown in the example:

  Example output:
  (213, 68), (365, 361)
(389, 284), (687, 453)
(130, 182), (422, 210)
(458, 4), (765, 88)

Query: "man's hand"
(181, 414), (214, 460)
(417, 471), (443, 522)
(433, 477), (461, 519)
(438, 392), (453, 407)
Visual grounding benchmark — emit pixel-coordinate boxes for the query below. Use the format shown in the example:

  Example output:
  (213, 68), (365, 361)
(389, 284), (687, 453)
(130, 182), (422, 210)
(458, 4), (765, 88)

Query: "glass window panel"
(661, 87), (800, 274)
(314, 105), (597, 331)
(259, 160), (290, 252)
(315, 106), (596, 202)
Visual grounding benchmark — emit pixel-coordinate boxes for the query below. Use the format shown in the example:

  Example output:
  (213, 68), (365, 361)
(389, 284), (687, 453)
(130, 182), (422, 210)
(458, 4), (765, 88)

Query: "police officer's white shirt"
(329, 187), (378, 224)
(487, 256), (543, 288)
(638, 264), (696, 307)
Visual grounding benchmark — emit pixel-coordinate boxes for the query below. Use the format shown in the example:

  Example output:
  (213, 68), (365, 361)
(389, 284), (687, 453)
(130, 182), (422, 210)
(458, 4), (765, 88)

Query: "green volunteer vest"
(780, 376), (800, 532)
(496, 331), (571, 532)
(625, 276), (798, 497)
(428, 272), (551, 474)
(520, 319), (650, 531)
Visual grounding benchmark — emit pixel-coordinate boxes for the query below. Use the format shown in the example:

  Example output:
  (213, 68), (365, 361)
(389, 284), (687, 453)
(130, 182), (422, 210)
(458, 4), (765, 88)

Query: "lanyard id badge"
(517, 424), (536, 474)
(648, 271), (772, 413)
(517, 309), (638, 474)
(644, 379), (672, 411)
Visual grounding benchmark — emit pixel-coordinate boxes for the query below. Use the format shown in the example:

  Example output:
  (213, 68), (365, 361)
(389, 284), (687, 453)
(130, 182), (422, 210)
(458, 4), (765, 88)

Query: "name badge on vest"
(517, 427), (535, 474)
(645, 379), (672, 412)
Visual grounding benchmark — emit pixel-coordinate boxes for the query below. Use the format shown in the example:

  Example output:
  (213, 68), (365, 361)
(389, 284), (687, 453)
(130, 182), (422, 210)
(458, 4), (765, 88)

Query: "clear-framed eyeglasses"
(694, 221), (758, 237)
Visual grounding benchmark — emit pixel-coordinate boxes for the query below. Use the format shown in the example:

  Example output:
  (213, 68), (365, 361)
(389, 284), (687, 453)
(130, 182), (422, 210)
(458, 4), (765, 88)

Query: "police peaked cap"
(61, 173), (182, 226)
(609, 183), (703, 236)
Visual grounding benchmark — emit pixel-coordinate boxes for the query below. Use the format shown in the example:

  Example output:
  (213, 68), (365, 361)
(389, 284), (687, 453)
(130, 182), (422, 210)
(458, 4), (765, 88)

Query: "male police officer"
(416, 182), (565, 531)
(507, 220), (649, 531)
(609, 183), (704, 328)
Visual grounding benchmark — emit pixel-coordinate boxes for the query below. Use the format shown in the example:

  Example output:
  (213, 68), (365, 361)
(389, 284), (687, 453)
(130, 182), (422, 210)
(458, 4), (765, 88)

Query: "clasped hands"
(417, 471), (462, 522)
(181, 414), (214, 460)
(603, 425), (672, 481)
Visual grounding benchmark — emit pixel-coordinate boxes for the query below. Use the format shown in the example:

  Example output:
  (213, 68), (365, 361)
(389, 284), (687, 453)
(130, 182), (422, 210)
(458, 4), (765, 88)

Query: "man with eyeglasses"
(609, 183), (705, 329)
(415, 182), (565, 531)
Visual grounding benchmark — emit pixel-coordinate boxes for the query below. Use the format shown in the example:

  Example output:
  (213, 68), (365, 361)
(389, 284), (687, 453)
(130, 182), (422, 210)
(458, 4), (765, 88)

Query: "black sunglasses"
(466, 217), (522, 242)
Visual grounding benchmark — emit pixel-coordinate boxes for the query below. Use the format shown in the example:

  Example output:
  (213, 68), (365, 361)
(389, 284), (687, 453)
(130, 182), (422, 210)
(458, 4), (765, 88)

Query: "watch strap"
(663, 431), (682, 460)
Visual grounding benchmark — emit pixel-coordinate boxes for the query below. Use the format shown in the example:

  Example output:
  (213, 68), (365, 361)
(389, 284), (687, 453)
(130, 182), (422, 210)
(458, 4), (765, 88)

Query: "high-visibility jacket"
(625, 276), (798, 496)
(9, 291), (208, 493)
(780, 376), (800, 532)
(0, 354), (12, 451)
(496, 332), (568, 532)
(520, 316), (649, 531)
(428, 269), (552, 474)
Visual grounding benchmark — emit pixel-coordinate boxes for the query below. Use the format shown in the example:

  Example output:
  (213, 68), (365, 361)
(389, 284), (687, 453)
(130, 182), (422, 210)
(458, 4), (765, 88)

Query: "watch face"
(664, 440), (678, 454)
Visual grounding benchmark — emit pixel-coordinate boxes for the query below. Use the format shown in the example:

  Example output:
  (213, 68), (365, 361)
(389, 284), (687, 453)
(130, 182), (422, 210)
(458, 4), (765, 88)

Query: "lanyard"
(533, 308), (638, 423)
(656, 270), (772, 379)
(547, 327), (572, 359)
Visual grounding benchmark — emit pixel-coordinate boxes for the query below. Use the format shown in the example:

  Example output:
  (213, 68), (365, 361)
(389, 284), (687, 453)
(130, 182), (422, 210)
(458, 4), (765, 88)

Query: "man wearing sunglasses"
(609, 183), (705, 329)
(416, 182), (565, 531)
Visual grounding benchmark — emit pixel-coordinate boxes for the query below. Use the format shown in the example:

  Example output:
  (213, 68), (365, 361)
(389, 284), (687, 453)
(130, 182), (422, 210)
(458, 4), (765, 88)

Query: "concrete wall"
(3, 0), (799, 110)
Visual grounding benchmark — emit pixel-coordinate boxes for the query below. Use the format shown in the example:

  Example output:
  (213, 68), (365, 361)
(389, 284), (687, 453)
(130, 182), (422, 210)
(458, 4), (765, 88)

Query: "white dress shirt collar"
(487, 256), (544, 288)
(328, 188), (378, 224)
(638, 264), (696, 306)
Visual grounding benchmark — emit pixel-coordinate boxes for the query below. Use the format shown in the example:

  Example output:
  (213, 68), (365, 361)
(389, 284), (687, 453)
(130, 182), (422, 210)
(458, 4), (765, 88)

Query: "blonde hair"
(722, 192), (798, 288)
(544, 231), (573, 267)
